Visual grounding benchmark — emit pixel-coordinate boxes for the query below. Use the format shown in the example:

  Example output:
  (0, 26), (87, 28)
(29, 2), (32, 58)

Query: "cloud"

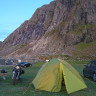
(0, 31), (11, 41)
(0, 23), (21, 41)
(8, 24), (19, 31)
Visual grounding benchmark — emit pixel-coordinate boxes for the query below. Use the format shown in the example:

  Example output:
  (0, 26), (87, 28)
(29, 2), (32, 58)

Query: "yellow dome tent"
(32, 58), (87, 94)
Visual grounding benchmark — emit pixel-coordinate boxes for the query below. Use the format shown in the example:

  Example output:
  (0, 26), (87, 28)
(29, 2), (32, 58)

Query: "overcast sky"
(0, 0), (54, 41)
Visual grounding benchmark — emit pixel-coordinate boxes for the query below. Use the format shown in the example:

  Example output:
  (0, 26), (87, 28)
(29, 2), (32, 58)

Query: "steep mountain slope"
(1, 0), (96, 59)
(3, 1), (56, 46)
(0, 41), (3, 49)
(0, 41), (2, 45)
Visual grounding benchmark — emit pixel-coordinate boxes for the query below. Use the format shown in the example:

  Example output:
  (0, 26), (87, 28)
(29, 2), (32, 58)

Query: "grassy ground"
(0, 60), (96, 96)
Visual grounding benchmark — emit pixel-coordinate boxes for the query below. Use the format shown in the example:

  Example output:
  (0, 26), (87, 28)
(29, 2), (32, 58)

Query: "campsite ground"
(0, 60), (96, 96)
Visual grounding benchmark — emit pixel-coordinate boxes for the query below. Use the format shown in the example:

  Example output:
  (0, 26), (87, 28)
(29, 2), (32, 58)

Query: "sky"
(0, 0), (54, 41)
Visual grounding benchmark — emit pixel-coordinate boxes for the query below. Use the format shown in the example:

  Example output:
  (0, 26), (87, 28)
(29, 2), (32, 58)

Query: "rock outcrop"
(0, 41), (3, 48)
(1, 0), (96, 59)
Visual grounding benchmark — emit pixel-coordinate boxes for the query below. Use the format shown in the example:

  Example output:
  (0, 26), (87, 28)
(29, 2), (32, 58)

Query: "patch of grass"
(66, 59), (89, 65)
(19, 44), (25, 48)
(0, 60), (96, 96)
(39, 55), (71, 60)
(76, 40), (96, 51)
(69, 24), (96, 35)
(76, 42), (94, 51)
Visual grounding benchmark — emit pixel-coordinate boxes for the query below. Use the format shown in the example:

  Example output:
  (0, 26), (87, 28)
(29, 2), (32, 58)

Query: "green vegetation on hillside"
(76, 41), (96, 51)
(72, 40), (96, 59)
(45, 22), (65, 40)
(69, 24), (96, 35)
(46, 22), (96, 36)
(19, 44), (25, 48)
(39, 54), (71, 60)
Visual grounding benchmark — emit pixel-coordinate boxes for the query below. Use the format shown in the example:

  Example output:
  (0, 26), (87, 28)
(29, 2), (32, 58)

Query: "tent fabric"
(32, 58), (87, 94)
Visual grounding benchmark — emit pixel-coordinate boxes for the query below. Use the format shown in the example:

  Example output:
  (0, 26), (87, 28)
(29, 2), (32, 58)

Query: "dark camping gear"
(83, 60), (96, 81)
(12, 64), (24, 85)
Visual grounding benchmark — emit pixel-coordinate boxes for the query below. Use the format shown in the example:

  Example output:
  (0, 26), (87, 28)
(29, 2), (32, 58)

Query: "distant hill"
(0, 41), (2, 44)
(1, 0), (96, 59)
(0, 41), (2, 48)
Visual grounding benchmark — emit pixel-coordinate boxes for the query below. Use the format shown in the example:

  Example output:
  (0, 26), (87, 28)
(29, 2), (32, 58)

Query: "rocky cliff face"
(1, 0), (96, 59)
(0, 41), (2, 44)
(3, 1), (56, 46)
(0, 41), (2, 48)
(0, 41), (3, 47)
